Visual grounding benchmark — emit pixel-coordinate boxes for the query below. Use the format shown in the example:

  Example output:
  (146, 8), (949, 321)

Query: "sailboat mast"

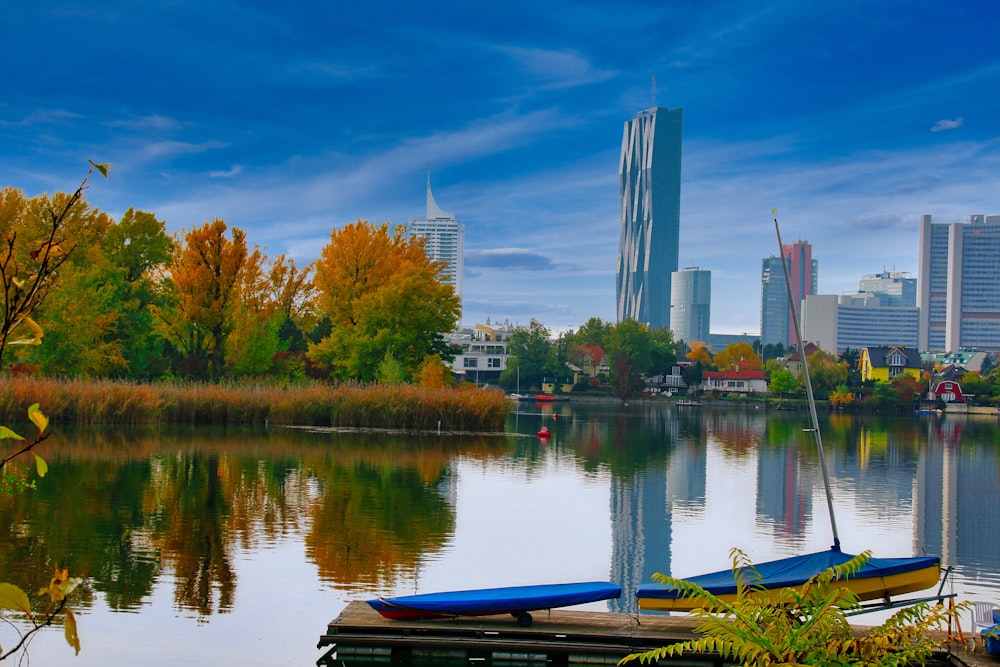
(773, 214), (841, 550)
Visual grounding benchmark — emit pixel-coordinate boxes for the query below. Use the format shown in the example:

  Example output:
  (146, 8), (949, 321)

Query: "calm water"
(1, 402), (998, 665)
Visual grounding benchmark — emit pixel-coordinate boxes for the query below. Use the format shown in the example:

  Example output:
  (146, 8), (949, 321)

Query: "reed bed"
(0, 377), (514, 432)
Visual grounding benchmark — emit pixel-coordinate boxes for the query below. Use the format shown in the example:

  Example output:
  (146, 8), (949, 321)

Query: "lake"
(1, 401), (997, 665)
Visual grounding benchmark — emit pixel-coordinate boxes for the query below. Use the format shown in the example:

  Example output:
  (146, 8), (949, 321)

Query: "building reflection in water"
(602, 407), (1000, 613)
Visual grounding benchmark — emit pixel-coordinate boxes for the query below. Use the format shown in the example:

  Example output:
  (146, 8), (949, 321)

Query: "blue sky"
(3, 0), (999, 335)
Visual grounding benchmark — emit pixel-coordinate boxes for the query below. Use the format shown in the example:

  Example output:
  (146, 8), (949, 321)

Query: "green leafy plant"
(0, 405), (82, 659)
(621, 548), (965, 667)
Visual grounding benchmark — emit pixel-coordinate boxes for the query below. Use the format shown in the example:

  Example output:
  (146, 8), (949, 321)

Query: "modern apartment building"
(670, 266), (711, 344)
(760, 241), (817, 346)
(408, 170), (464, 308)
(616, 106), (683, 330)
(918, 214), (1000, 352)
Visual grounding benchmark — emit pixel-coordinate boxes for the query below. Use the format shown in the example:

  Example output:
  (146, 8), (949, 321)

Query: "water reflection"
(0, 407), (997, 665)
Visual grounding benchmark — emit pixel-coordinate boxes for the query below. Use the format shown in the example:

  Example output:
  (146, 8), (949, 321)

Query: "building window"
(487, 358), (501, 369)
(463, 357), (478, 369)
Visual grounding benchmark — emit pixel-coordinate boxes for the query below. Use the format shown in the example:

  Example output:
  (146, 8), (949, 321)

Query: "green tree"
(499, 319), (556, 391)
(308, 220), (459, 382)
(839, 347), (862, 389)
(768, 367), (800, 397)
(804, 349), (848, 398)
(606, 318), (652, 400)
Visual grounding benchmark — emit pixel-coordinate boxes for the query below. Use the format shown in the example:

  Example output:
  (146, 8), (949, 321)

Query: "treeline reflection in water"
(0, 406), (997, 665)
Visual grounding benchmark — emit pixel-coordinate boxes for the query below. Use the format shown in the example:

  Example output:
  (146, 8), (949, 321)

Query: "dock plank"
(318, 600), (986, 666)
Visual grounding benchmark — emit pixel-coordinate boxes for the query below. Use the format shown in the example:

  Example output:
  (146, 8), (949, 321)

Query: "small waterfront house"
(700, 370), (769, 395)
(929, 380), (965, 404)
(859, 346), (922, 382)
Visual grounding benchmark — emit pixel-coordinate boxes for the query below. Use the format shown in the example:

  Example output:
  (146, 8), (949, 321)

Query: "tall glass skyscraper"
(760, 241), (817, 346)
(408, 170), (464, 312)
(918, 214), (1000, 352)
(616, 106), (683, 330)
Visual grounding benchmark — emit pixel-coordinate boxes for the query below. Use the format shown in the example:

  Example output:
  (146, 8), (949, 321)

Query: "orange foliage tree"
(309, 220), (460, 382)
(158, 219), (248, 380)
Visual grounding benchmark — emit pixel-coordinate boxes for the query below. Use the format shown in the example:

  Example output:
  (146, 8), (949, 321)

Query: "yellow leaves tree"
(714, 341), (762, 372)
(308, 220), (460, 382)
(158, 219), (248, 380)
(686, 341), (714, 367)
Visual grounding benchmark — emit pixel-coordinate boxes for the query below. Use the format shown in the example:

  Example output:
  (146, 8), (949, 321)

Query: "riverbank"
(0, 377), (513, 431)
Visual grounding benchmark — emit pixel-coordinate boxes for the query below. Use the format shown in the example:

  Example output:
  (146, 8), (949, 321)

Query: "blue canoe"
(637, 547), (941, 611)
(984, 608), (1000, 656)
(367, 581), (622, 625)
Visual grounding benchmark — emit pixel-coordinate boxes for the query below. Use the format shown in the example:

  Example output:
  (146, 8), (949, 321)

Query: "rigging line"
(773, 213), (841, 550)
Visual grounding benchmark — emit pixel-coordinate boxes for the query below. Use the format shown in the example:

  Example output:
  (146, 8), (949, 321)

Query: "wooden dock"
(317, 600), (992, 666)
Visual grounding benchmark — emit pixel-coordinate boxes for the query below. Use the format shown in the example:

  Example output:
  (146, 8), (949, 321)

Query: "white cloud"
(931, 118), (964, 132)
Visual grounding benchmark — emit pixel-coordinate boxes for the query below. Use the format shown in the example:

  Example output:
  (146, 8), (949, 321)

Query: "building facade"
(800, 268), (919, 353)
(855, 270), (916, 307)
(408, 171), (465, 309)
(760, 241), (817, 347)
(616, 106), (683, 330)
(670, 267), (711, 344)
(918, 214), (1000, 352)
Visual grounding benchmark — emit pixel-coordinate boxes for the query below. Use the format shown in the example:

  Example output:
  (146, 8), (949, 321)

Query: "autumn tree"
(0, 163), (108, 369)
(804, 349), (848, 398)
(308, 220), (460, 382)
(714, 341), (762, 372)
(686, 341), (714, 368)
(157, 219), (248, 380)
(890, 374), (925, 406)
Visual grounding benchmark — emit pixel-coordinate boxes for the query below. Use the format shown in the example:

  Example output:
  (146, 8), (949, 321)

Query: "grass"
(0, 377), (513, 431)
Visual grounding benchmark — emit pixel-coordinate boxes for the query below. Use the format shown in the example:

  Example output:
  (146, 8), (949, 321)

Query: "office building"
(670, 267), (711, 344)
(760, 241), (817, 346)
(408, 171), (464, 307)
(616, 106), (683, 330)
(918, 214), (1000, 352)
(801, 293), (919, 353)
(801, 269), (919, 353)
(855, 270), (916, 307)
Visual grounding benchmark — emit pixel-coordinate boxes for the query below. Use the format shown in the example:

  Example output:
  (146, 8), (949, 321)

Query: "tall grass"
(0, 377), (513, 431)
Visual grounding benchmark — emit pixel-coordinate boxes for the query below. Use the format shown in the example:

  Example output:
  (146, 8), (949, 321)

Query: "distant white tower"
(670, 267), (711, 344)
(408, 168), (464, 309)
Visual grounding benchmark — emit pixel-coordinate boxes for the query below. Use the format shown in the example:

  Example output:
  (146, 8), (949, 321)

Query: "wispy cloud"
(209, 165), (243, 178)
(931, 117), (964, 132)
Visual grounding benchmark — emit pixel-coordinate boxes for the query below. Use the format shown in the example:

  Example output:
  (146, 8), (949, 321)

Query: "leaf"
(64, 607), (81, 654)
(0, 425), (24, 440)
(34, 454), (48, 478)
(9, 316), (44, 345)
(0, 583), (32, 614)
(28, 403), (48, 435)
(88, 159), (111, 178)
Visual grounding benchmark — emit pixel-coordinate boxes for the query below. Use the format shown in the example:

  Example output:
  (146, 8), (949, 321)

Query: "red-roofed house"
(700, 370), (769, 395)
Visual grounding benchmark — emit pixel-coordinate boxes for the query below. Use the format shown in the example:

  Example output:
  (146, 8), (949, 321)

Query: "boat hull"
(637, 549), (941, 612)
(368, 581), (622, 620)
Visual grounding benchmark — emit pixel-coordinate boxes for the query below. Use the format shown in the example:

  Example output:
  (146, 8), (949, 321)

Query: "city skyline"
(2, 2), (999, 334)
